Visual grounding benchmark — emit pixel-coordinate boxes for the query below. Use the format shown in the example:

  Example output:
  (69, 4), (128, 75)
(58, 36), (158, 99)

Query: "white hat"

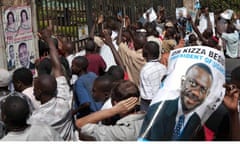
(220, 9), (234, 20)
(0, 68), (11, 87)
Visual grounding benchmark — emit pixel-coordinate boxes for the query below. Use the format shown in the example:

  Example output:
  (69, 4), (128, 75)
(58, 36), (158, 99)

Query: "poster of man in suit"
(3, 6), (35, 71)
(139, 46), (225, 141)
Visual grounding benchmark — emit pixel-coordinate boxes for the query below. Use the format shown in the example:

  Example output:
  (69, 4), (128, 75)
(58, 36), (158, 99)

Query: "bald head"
(34, 74), (57, 103)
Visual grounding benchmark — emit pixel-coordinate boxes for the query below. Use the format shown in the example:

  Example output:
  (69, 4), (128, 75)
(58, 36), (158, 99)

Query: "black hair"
(20, 9), (28, 22)
(95, 75), (115, 93)
(145, 22), (159, 37)
(73, 56), (89, 71)
(18, 42), (27, 51)
(38, 39), (49, 57)
(60, 56), (72, 80)
(85, 38), (96, 52)
(143, 41), (160, 59)
(13, 67), (33, 87)
(107, 65), (124, 81)
(186, 63), (213, 81)
(7, 11), (15, 25)
(37, 58), (52, 76)
(1, 95), (30, 127)
(111, 80), (140, 102)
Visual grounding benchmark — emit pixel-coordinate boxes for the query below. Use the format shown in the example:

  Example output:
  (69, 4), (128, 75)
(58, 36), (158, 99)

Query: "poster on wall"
(3, 6), (35, 72)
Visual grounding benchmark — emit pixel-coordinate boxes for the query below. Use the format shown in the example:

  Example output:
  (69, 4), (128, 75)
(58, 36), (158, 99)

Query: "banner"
(3, 6), (35, 71)
(139, 46), (226, 140)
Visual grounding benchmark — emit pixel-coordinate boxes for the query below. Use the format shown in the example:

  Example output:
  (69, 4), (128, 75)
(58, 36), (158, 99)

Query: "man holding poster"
(138, 46), (226, 141)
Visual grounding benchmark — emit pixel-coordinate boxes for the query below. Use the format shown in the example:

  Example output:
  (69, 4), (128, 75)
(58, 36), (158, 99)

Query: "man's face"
(9, 46), (14, 59)
(71, 59), (80, 75)
(19, 44), (29, 68)
(92, 81), (107, 102)
(181, 66), (212, 112)
(33, 78), (41, 101)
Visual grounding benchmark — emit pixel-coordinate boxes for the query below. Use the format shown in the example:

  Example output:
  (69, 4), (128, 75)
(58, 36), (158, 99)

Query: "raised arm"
(75, 97), (138, 128)
(223, 84), (240, 140)
(90, 15), (104, 39)
(103, 29), (126, 71)
(41, 28), (63, 77)
(187, 14), (208, 44)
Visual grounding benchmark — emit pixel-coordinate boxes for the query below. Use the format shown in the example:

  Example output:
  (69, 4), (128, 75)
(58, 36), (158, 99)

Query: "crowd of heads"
(0, 2), (240, 141)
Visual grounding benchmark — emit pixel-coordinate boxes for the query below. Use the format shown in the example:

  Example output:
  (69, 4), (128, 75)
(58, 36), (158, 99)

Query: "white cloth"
(111, 31), (118, 41)
(67, 50), (86, 68)
(66, 54), (75, 68)
(198, 15), (207, 34)
(22, 87), (40, 110)
(81, 113), (145, 141)
(139, 60), (167, 100)
(100, 98), (112, 110)
(99, 44), (117, 72)
(221, 31), (239, 58)
(1, 124), (63, 141)
(75, 49), (86, 57)
(28, 76), (76, 141)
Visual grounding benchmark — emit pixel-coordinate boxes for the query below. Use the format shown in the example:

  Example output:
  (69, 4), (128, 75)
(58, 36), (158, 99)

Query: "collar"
(177, 98), (195, 127)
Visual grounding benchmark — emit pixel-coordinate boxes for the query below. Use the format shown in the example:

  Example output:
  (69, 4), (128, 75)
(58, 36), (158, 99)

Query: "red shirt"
(86, 53), (106, 76)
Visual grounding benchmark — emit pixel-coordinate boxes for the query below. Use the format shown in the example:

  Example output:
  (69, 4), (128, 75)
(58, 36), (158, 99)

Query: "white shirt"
(22, 87), (40, 110)
(81, 113), (145, 141)
(1, 124), (63, 141)
(99, 44), (117, 72)
(198, 14), (207, 34)
(221, 31), (239, 58)
(140, 60), (167, 100)
(28, 76), (76, 140)
(100, 98), (112, 110)
(67, 50), (86, 68)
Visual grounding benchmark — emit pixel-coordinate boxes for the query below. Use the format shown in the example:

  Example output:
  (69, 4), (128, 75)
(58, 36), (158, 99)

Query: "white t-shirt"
(1, 124), (63, 141)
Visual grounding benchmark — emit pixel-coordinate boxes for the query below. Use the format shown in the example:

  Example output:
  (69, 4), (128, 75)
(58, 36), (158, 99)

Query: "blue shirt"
(73, 72), (102, 118)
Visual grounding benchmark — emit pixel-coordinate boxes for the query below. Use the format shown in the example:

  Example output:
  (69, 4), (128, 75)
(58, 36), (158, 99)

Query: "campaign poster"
(143, 7), (157, 22)
(3, 6), (35, 71)
(140, 46), (226, 140)
(176, 7), (187, 19)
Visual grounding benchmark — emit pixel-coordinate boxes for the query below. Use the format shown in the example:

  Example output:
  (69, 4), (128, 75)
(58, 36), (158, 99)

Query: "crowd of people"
(0, 4), (240, 141)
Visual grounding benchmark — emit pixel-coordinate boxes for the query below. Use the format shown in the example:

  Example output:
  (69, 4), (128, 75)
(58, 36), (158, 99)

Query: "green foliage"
(201, 0), (240, 14)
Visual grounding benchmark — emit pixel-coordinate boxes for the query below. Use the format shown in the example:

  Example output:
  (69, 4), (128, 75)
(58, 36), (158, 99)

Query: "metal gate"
(36, 0), (183, 52)
(91, 0), (183, 23)
(36, 0), (88, 52)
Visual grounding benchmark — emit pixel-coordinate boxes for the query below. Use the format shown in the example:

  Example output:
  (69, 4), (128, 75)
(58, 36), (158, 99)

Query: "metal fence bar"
(36, 0), (183, 52)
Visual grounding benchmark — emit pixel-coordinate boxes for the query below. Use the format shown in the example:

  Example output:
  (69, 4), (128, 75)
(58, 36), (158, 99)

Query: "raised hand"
(223, 84), (239, 112)
(113, 97), (138, 115)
